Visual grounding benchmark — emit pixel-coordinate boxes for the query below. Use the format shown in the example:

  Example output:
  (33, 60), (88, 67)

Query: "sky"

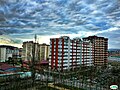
(0, 0), (120, 49)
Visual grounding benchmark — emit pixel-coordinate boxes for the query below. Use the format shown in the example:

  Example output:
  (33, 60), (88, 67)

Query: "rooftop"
(83, 35), (108, 40)
(0, 45), (18, 49)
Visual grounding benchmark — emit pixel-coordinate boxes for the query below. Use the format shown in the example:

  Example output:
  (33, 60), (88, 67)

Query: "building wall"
(39, 44), (50, 61)
(46, 46), (50, 60)
(22, 41), (33, 61)
(0, 48), (6, 62)
(82, 40), (93, 66)
(70, 38), (82, 70)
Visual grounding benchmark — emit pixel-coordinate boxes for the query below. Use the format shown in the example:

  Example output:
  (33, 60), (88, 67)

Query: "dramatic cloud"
(0, 0), (120, 48)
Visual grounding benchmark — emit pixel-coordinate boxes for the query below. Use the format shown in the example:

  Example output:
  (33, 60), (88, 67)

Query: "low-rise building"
(0, 45), (19, 62)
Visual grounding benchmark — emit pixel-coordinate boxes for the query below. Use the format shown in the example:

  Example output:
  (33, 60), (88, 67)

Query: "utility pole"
(32, 34), (37, 86)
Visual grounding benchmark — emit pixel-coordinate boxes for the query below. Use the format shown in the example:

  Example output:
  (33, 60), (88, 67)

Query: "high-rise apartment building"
(83, 35), (108, 66)
(22, 41), (39, 61)
(49, 36), (71, 71)
(49, 36), (93, 71)
(39, 43), (50, 61)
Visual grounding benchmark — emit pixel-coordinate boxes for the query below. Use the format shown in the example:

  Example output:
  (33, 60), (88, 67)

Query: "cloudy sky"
(0, 0), (120, 49)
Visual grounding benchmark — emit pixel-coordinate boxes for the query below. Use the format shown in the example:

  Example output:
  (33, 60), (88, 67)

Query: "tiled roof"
(40, 60), (49, 64)
(0, 63), (14, 71)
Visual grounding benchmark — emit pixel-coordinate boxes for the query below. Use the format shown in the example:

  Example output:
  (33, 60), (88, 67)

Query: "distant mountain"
(108, 49), (120, 51)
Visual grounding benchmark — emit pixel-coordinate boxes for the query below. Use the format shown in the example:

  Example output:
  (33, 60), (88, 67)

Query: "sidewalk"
(48, 83), (70, 90)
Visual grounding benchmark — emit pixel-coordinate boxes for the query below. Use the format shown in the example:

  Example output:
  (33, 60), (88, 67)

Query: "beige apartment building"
(22, 42), (50, 62)
(22, 41), (39, 61)
(39, 43), (50, 61)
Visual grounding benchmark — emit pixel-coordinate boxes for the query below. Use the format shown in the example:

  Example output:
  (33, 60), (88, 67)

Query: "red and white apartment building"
(49, 36), (93, 71)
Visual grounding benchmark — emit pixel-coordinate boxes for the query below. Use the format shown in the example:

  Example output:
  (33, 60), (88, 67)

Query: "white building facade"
(82, 40), (93, 66)
(0, 45), (19, 62)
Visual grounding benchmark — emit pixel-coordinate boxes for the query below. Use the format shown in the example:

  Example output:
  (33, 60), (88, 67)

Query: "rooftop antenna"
(35, 34), (37, 43)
